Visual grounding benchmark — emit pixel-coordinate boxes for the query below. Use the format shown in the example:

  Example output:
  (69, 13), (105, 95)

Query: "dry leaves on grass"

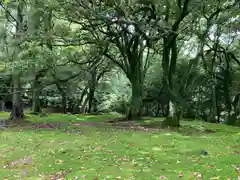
(233, 165), (240, 175)
(41, 168), (72, 180)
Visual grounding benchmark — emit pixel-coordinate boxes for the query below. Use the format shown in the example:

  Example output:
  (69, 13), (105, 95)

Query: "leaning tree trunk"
(10, 74), (24, 121)
(78, 87), (88, 113)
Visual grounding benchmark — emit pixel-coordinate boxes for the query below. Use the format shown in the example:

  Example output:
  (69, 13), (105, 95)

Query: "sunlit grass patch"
(0, 112), (9, 118)
(25, 113), (120, 124)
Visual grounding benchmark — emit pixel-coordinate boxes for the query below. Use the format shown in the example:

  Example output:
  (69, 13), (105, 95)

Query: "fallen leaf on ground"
(128, 144), (135, 147)
(193, 172), (202, 179)
(159, 175), (167, 179)
(56, 159), (64, 164)
(178, 172), (183, 178)
(210, 177), (220, 180)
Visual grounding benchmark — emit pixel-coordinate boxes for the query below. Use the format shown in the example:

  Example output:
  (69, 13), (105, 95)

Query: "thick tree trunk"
(77, 88), (87, 113)
(162, 98), (182, 127)
(87, 66), (97, 114)
(9, 1), (25, 121)
(10, 74), (24, 121)
(128, 75), (142, 120)
(79, 87), (88, 113)
(55, 83), (67, 113)
(161, 37), (182, 127)
(32, 89), (41, 114)
(226, 111), (237, 125)
(87, 88), (95, 113)
(167, 101), (181, 127)
(83, 97), (89, 113)
(226, 94), (240, 125)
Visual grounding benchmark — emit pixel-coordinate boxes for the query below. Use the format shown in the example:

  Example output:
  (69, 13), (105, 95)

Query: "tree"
(0, 0), (26, 121)
(57, 0), (167, 119)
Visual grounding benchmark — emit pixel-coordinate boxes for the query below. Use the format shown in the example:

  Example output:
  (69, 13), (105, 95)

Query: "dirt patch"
(33, 123), (61, 129)
(28, 120), (217, 135)
(105, 121), (159, 132)
(71, 121), (157, 132)
(7, 156), (32, 168)
(204, 129), (216, 133)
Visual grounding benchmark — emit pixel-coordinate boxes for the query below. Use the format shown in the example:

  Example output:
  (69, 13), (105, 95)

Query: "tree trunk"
(32, 77), (42, 114)
(55, 82), (67, 114)
(83, 96), (89, 113)
(87, 88), (95, 113)
(0, 101), (5, 112)
(226, 94), (240, 125)
(9, 1), (25, 121)
(10, 74), (24, 121)
(32, 88), (41, 114)
(62, 92), (67, 114)
(161, 37), (182, 127)
(210, 85), (218, 123)
(79, 87), (88, 113)
(163, 101), (181, 127)
(226, 111), (237, 125)
(87, 66), (97, 114)
(128, 75), (142, 120)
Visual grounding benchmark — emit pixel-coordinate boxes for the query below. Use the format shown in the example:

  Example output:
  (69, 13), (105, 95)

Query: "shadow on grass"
(130, 117), (239, 135)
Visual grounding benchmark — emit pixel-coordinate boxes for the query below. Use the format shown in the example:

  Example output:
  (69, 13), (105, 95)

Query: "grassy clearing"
(27, 113), (120, 124)
(0, 113), (240, 179)
(0, 111), (10, 118)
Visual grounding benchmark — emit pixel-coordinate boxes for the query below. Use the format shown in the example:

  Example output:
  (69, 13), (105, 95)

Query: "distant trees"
(0, 0), (239, 126)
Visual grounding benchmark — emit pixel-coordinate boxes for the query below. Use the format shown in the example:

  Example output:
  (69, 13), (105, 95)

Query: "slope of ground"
(0, 113), (239, 179)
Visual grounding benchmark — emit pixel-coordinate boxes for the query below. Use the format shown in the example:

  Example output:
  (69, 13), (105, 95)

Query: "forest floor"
(0, 113), (240, 179)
